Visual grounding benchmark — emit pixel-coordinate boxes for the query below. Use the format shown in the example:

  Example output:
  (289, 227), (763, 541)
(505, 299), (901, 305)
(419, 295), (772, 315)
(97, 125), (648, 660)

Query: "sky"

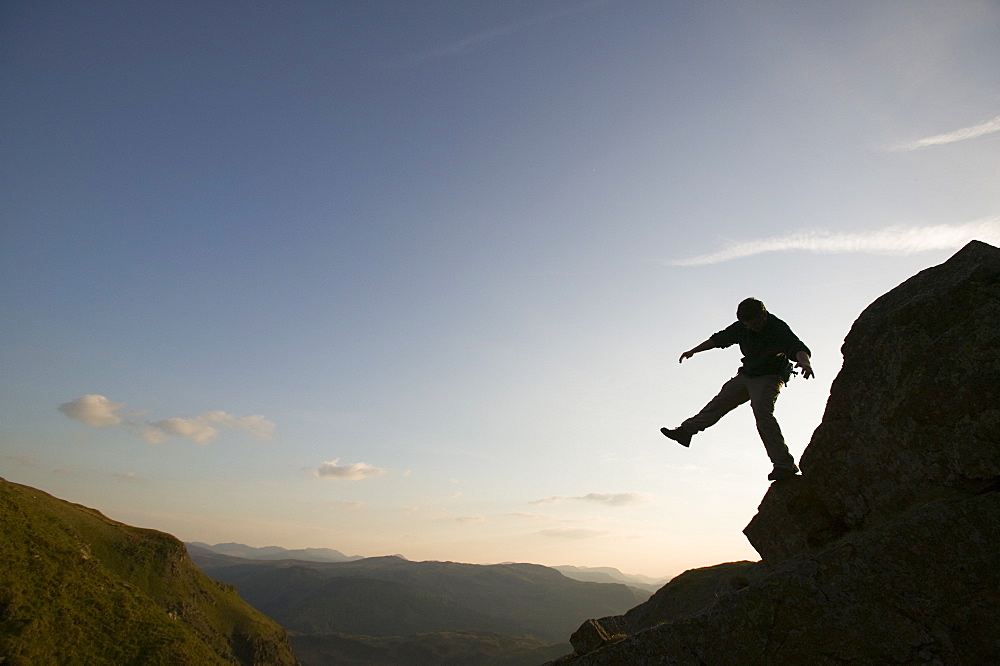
(2, 0), (999, 580)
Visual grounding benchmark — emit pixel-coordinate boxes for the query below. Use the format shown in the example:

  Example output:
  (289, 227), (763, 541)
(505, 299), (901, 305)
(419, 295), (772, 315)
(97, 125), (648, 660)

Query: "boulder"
(746, 239), (1000, 565)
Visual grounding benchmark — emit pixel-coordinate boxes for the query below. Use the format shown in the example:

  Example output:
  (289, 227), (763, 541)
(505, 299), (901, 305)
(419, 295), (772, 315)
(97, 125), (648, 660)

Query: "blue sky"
(3, 0), (999, 579)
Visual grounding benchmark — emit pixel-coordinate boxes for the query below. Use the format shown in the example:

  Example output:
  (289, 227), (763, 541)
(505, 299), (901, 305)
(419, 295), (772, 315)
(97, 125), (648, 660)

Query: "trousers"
(681, 373), (796, 469)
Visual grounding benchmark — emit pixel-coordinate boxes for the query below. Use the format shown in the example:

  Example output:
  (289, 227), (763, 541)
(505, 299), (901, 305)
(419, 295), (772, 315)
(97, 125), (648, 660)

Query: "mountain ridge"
(188, 541), (366, 563)
(190, 551), (650, 645)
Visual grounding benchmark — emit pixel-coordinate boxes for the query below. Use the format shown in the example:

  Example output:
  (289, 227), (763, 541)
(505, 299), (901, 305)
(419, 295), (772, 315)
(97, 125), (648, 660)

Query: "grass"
(0, 477), (298, 665)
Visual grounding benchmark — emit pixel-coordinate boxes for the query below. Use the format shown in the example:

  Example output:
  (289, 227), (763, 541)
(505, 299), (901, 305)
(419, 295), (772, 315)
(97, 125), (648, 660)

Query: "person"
(660, 297), (813, 481)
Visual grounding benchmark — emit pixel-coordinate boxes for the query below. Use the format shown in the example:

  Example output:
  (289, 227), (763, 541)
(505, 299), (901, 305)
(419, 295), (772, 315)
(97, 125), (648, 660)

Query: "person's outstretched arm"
(679, 339), (715, 363)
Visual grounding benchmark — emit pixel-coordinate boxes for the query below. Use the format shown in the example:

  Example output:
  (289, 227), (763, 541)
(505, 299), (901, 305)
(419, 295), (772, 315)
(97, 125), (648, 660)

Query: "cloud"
(143, 418), (218, 445)
(891, 114), (1000, 151)
(530, 492), (650, 507)
(59, 394), (126, 427)
(669, 219), (1000, 266)
(4, 455), (38, 467)
(112, 472), (144, 483)
(316, 459), (387, 481)
(537, 528), (609, 540)
(455, 515), (487, 524)
(141, 411), (276, 446)
(59, 394), (276, 446)
(389, 0), (611, 68)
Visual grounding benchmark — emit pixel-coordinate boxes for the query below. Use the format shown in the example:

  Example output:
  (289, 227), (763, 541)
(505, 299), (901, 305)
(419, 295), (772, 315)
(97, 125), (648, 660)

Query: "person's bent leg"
(680, 375), (750, 436)
(747, 375), (796, 470)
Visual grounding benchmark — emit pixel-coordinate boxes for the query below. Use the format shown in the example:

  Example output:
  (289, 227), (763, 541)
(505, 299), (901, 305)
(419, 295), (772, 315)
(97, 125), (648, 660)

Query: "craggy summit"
(555, 240), (1000, 665)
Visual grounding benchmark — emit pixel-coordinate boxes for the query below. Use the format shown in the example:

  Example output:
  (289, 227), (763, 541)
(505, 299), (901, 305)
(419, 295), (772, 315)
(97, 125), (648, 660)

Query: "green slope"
(0, 478), (298, 665)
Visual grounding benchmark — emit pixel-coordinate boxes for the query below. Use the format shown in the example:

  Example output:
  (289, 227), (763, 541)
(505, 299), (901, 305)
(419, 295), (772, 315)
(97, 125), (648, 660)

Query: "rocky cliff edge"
(554, 240), (1000, 665)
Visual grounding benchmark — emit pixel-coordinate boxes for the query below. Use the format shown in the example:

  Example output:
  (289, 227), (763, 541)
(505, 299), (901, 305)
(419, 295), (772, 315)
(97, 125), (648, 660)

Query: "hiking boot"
(660, 427), (691, 448)
(767, 466), (799, 482)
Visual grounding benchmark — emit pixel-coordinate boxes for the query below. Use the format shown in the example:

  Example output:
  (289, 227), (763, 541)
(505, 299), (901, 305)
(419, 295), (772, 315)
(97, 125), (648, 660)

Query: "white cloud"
(316, 458), (387, 481)
(200, 411), (276, 439)
(530, 492), (650, 507)
(669, 219), (1000, 266)
(891, 114), (1000, 151)
(58, 394), (126, 427)
(140, 411), (276, 446)
(59, 394), (276, 446)
(143, 417), (219, 446)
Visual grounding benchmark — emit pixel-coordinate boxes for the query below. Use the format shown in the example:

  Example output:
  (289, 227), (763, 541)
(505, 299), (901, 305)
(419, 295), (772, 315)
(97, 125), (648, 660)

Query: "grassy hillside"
(0, 478), (298, 665)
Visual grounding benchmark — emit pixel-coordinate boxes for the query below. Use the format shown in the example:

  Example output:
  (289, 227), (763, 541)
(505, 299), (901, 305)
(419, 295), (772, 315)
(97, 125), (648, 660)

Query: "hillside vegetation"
(0, 478), (297, 665)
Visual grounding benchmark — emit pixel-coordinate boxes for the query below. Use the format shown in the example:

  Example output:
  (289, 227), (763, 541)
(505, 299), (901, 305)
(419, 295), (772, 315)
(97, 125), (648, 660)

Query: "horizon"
(3, 1), (999, 581)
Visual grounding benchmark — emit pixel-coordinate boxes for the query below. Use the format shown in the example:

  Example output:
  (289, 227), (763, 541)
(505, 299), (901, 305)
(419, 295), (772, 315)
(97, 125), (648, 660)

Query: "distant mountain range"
(187, 542), (670, 591)
(188, 547), (653, 665)
(188, 541), (367, 563)
(553, 565), (670, 593)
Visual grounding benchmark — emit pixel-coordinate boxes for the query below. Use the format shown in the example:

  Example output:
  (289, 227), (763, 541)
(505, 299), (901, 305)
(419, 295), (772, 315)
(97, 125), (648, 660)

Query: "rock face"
(554, 240), (1000, 665)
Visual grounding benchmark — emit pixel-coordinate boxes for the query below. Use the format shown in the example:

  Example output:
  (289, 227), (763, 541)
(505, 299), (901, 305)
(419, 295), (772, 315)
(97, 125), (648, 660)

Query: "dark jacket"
(711, 314), (810, 379)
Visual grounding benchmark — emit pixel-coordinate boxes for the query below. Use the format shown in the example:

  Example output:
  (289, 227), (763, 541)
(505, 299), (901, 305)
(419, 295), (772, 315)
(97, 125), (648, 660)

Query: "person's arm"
(679, 339), (715, 363)
(795, 350), (814, 379)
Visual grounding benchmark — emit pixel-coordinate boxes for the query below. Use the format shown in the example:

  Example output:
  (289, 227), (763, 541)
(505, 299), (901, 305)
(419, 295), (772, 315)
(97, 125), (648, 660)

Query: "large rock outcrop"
(554, 240), (1000, 665)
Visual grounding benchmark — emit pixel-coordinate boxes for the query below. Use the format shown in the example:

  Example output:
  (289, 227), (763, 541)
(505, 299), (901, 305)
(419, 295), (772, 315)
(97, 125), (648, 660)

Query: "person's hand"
(797, 360), (814, 379)
(679, 350), (694, 363)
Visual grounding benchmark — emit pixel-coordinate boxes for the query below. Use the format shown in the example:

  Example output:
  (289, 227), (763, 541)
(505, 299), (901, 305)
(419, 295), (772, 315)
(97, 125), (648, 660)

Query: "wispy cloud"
(891, 114), (1000, 151)
(530, 492), (650, 507)
(669, 219), (1000, 266)
(537, 528), (609, 540)
(59, 394), (275, 446)
(315, 459), (387, 481)
(4, 455), (39, 467)
(388, 0), (611, 69)
(141, 412), (275, 446)
(455, 515), (487, 524)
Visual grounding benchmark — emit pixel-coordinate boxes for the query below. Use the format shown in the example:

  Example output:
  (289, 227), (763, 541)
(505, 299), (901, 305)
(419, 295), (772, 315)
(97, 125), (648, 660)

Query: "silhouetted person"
(660, 297), (813, 481)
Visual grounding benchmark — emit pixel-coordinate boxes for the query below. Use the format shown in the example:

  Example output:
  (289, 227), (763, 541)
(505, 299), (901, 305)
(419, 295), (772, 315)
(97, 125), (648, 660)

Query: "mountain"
(188, 541), (365, 563)
(555, 240), (1000, 663)
(189, 551), (650, 646)
(0, 478), (298, 665)
(553, 565), (670, 593)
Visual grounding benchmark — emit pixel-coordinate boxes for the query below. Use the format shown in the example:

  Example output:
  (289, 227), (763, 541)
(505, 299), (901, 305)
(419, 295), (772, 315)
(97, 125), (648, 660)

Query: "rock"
(747, 239), (1000, 565)
(556, 240), (1000, 664)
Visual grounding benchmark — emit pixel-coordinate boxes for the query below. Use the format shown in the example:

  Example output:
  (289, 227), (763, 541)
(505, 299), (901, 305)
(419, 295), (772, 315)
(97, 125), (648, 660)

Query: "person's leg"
(680, 375), (750, 436)
(747, 375), (796, 471)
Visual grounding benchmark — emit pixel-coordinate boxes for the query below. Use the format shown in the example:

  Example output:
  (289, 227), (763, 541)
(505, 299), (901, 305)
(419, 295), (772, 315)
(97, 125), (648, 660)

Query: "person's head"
(737, 297), (768, 331)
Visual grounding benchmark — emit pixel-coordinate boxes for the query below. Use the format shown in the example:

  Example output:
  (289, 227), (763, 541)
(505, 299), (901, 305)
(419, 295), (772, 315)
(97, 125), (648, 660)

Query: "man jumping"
(660, 297), (813, 481)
